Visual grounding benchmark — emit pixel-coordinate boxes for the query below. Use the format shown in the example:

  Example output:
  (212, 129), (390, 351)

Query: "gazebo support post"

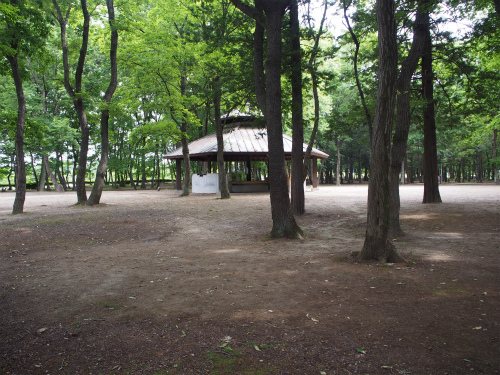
(246, 156), (251, 181)
(176, 159), (182, 190)
(312, 157), (318, 190)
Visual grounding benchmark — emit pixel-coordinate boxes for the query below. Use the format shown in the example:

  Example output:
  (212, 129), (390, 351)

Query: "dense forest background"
(1, 0), (498, 195)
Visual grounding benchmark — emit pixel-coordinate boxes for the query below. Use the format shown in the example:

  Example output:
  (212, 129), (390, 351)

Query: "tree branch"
(229, 0), (265, 26)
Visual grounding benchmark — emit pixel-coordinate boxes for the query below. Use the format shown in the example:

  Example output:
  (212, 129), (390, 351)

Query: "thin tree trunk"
(389, 4), (428, 236)
(52, 0), (90, 203)
(343, 0), (373, 144)
(179, 75), (191, 197)
(253, 3), (266, 116)
(7, 156), (14, 190)
(55, 162), (67, 191)
(44, 155), (63, 192)
(30, 153), (39, 188)
(493, 129), (499, 183)
(214, 76), (230, 199)
(291, 0), (305, 215)
(336, 138), (342, 186)
(128, 159), (137, 190)
(357, 149), (362, 183)
(303, 1), (328, 193)
(140, 151), (147, 189)
(421, 14), (442, 203)
(7, 52), (27, 214)
(87, 0), (118, 205)
(360, 0), (404, 263)
(38, 156), (47, 191)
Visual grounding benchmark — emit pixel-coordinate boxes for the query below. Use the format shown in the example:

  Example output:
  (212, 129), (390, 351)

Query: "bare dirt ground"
(0, 183), (499, 375)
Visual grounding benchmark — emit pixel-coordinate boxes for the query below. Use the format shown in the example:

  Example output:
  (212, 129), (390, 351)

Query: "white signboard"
(192, 173), (219, 194)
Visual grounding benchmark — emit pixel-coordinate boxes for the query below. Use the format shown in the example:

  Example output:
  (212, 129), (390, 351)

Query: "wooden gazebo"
(164, 116), (329, 192)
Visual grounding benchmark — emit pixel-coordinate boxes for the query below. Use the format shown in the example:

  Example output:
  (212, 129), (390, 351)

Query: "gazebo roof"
(164, 117), (329, 162)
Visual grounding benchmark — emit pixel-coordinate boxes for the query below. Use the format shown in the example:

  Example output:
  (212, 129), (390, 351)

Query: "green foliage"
(1, 0), (495, 186)
(0, 0), (52, 73)
(130, 120), (181, 147)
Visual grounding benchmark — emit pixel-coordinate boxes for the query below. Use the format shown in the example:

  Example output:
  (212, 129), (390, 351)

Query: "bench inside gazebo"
(164, 116), (329, 193)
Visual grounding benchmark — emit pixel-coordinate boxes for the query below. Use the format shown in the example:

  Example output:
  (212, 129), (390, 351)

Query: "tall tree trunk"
(55, 160), (68, 191)
(389, 4), (428, 236)
(493, 129), (499, 183)
(52, 0), (90, 203)
(129, 171), (137, 190)
(302, 0), (328, 194)
(476, 152), (483, 183)
(343, 0), (373, 144)
(7, 155), (14, 190)
(357, 149), (362, 183)
(214, 76), (230, 199)
(253, 14), (266, 116)
(230, 0), (301, 236)
(263, 1), (302, 238)
(180, 75), (191, 197)
(140, 151), (147, 189)
(7, 53), (26, 214)
(43, 155), (63, 192)
(290, 0), (305, 215)
(71, 146), (77, 190)
(87, 0), (118, 205)
(157, 149), (161, 188)
(360, 0), (404, 263)
(336, 138), (342, 186)
(38, 156), (47, 191)
(30, 153), (39, 188)
(421, 15), (442, 203)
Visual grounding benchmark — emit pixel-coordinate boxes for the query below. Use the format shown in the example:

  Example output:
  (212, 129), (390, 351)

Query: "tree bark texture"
(493, 129), (499, 183)
(290, 0), (305, 215)
(43, 154), (63, 192)
(180, 75), (191, 197)
(343, 0), (373, 144)
(87, 0), (118, 205)
(360, 0), (404, 263)
(421, 17), (442, 204)
(214, 77), (230, 199)
(336, 138), (342, 186)
(52, 0), (90, 203)
(7, 53), (27, 214)
(389, 4), (428, 236)
(55, 154), (68, 190)
(301, 0), (328, 195)
(262, 1), (303, 238)
(38, 157), (47, 191)
(253, 16), (266, 116)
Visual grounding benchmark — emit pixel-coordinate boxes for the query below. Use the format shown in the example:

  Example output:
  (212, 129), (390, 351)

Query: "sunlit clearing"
(401, 213), (437, 220)
(427, 232), (464, 239)
(427, 253), (454, 261)
(211, 248), (242, 254)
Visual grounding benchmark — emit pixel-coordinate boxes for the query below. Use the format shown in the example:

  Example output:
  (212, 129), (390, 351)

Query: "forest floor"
(0, 183), (499, 375)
